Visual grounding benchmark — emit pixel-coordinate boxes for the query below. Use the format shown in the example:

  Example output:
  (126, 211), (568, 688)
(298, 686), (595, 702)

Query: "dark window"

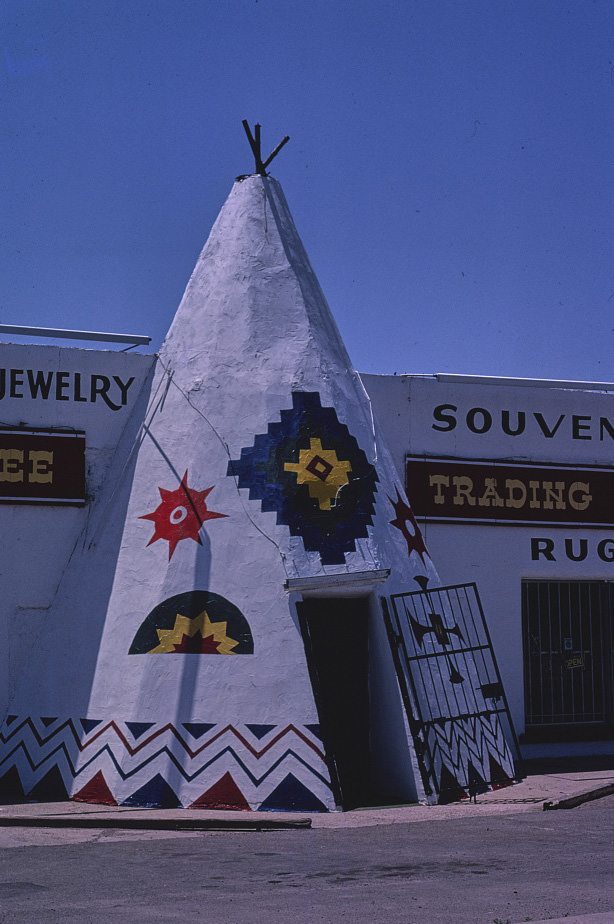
(522, 581), (614, 741)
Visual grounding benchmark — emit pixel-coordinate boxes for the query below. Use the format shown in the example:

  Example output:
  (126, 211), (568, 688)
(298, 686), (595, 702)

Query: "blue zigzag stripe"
(0, 717), (82, 749)
(0, 737), (82, 778)
(73, 742), (331, 788)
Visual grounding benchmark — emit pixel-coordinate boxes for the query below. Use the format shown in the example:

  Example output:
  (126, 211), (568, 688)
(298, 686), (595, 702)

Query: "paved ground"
(0, 764), (612, 923)
(1, 762), (613, 833)
(0, 796), (613, 923)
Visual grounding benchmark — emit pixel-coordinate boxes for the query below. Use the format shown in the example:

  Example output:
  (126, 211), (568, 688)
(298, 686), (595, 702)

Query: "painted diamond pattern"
(227, 392), (378, 565)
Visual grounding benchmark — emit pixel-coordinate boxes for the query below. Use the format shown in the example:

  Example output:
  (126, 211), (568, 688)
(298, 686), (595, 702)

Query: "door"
(297, 597), (370, 809)
(522, 581), (614, 740)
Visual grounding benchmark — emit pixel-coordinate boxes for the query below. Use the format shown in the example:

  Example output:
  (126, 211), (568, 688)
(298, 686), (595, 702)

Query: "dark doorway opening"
(297, 597), (371, 809)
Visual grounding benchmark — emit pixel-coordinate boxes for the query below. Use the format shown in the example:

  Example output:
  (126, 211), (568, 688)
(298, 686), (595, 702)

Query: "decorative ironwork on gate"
(383, 578), (520, 803)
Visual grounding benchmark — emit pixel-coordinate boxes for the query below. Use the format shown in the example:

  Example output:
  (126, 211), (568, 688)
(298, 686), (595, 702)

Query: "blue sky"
(2, 1), (613, 380)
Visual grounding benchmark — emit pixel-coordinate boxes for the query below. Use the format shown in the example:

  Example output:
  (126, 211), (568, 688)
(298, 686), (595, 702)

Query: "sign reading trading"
(0, 429), (86, 504)
(406, 456), (614, 526)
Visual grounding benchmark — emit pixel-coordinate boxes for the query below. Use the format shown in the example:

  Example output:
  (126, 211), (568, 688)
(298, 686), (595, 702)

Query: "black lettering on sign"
(530, 536), (614, 564)
(56, 372), (70, 401)
(9, 369), (23, 398)
(531, 538), (555, 561)
(572, 415), (591, 440)
(0, 369), (136, 411)
(114, 376), (134, 405)
(534, 413), (565, 439)
(466, 407), (492, 434)
(73, 372), (87, 403)
(432, 404), (457, 431)
(598, 539), (614, 562)
(430, 405), (614, 443)
(600, 418), (614, 441)
(501, 410), (526, 436)
(565, 538), (588, 561)
(27, 370), (53, 399)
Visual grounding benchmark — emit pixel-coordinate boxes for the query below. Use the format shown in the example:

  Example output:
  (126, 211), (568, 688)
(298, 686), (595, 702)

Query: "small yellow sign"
(564, 656), (584, 670)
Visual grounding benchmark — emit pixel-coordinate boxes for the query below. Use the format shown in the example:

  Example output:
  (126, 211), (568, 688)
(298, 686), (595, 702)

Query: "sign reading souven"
(0, 429), (85, 504)
(406, 456), (614, 526)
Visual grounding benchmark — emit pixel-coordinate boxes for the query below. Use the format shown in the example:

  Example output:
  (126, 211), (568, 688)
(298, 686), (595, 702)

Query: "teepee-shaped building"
(0, 156), (515, 810)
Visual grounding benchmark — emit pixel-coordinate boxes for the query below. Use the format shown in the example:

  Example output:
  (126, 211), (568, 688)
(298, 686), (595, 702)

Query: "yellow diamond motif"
(284, 438), (352, 510)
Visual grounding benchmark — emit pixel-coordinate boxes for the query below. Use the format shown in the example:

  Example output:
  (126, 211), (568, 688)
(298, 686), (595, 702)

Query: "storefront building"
(0, 171), (600, 809)
(0, 342), (155, 721)
(2, 352), (611, 805)
(5, 175), (512, 811)
(363, 372), (614, 759)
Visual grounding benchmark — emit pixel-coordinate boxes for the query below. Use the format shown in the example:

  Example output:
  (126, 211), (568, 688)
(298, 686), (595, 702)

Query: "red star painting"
(389, 488), (430, 564)
(140, 471), (227, 560)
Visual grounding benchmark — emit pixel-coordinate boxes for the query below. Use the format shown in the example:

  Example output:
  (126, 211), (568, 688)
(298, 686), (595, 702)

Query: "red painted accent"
(172, 633), (222, 653)
(190, 772), (251, 811)
(140, 471), (227, 559)
(76, 721), (326, 762)
(73, 770), (118, 805)
(438, 763), (469, 804)
(389, 487), (430, 564)
(489, 753), (515, 789)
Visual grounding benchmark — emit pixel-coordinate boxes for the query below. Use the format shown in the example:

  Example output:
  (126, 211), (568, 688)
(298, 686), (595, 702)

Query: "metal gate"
(522, 580), (614, 738)
(383, 580), (519, 803)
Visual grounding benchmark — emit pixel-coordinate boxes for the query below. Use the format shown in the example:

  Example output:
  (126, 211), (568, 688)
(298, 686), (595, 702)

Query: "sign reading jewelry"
(0, 368), (135, 411)
(0, 429), (85, 504)
(405, 456), (614, 526)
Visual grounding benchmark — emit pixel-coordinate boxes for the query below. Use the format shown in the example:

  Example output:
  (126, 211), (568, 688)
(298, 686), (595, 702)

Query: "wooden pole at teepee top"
(242, 120), (290, 175)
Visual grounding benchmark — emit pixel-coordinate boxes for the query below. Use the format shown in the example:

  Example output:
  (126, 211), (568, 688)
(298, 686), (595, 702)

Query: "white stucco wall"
(0, 341), (155, 716)
(362, 372), (614, 752)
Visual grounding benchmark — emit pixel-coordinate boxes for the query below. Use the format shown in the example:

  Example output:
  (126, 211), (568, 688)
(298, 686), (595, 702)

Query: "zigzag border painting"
(426, 715), (515, 803)
(0, 716), (334, 811)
